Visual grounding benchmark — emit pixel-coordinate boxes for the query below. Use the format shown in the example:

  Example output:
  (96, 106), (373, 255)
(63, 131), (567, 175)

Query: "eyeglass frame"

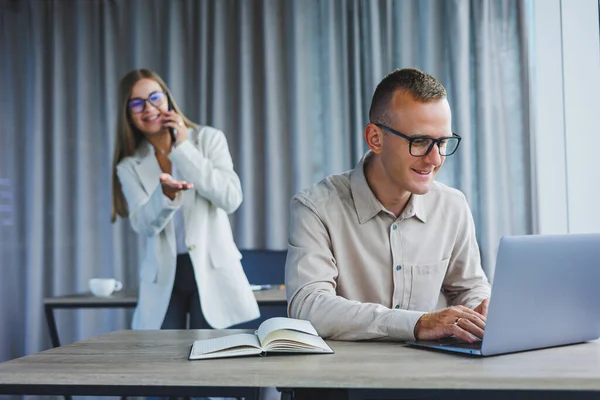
(127, 91), (168, 114)
(374, 123), (462, 157)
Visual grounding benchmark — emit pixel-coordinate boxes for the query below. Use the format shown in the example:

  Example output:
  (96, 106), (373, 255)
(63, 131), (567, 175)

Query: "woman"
(111, 69), (259, 330)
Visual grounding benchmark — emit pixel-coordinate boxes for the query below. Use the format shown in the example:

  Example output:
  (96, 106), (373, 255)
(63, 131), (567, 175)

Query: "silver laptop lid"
(481, 233), (600, 356)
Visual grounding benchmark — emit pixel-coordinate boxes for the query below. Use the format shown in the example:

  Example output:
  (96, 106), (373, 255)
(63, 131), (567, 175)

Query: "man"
(285, 68), (490, 344)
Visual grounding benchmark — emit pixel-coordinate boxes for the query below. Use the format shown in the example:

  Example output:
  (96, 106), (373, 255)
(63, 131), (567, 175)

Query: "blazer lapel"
(134, 151), (163, 196)
(181, 189), (194, 245)
(180, 129), (203, 247)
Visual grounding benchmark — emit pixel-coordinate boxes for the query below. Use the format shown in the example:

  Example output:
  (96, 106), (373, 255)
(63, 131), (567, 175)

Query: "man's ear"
(364, 123), (383, 154)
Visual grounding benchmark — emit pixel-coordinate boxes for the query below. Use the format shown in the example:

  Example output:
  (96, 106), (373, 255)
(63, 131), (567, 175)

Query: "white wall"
(531, 0), (600, 234)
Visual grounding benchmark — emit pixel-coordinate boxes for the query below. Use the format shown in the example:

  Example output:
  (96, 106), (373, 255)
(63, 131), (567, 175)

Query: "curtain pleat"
(0, 0), (531, 371)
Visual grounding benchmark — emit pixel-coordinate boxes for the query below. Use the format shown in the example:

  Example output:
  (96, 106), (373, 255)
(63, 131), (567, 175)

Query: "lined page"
(190, 333), (261, 358)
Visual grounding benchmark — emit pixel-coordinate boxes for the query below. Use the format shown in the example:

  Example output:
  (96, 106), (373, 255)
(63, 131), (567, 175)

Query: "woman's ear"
(364, 123), (383, 154)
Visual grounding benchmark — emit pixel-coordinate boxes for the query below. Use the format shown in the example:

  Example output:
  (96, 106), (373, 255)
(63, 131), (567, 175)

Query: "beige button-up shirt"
(285, 152), (491, 341)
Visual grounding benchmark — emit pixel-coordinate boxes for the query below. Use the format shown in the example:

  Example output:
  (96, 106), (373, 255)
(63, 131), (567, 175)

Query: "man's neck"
(364, 155), (411, 217)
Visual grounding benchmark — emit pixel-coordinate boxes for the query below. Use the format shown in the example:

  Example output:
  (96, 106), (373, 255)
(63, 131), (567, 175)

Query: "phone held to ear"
(167, 96), (176, 144)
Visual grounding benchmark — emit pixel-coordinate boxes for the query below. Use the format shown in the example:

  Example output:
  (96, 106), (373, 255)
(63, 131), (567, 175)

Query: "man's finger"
(451, 324), (478, 343)
(459, 306), (487, 322)
(462, 313), (486, 330)
(450, 308), (486, 331)
(457, 305), (486, 319)
(462, 307), (487, 322)
(479, 299), (489, 317)
(457, 317), (484, 339)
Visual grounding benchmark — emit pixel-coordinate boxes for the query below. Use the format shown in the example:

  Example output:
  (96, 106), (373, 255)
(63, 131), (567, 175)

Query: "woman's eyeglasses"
(128, 91), (167, 114)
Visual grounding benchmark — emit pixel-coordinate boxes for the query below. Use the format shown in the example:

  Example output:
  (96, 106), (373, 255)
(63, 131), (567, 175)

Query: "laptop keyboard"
(436, 338), (483, 350)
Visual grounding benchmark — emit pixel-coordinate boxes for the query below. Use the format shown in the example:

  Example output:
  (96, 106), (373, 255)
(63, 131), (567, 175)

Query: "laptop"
(406, 233), (600, 356)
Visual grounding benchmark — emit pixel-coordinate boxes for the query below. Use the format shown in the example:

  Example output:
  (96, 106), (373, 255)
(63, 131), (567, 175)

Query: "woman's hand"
(159, 173), (194, 200)
(162, 110), (188, 147)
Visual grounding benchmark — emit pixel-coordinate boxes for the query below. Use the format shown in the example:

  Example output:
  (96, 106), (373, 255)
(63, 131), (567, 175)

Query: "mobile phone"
(167, 95), (176, 144)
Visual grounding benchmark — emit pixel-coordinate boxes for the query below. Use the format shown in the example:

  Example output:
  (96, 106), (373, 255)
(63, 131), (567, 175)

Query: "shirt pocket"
(407, 258), (450, 311)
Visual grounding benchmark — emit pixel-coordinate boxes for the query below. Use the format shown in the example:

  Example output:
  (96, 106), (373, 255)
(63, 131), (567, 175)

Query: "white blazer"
(117, 126), (260, 329)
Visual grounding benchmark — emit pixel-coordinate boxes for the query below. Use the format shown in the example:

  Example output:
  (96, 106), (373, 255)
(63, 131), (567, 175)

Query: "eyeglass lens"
(128, 92), (166, 114)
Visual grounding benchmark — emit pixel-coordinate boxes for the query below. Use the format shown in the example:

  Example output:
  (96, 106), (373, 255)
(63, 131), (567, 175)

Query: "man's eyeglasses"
(128, 91), (167, 114)
(375, 123), (461, 157)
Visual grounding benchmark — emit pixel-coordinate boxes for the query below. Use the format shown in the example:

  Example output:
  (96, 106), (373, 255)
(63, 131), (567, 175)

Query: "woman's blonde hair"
(111, 69), (198, 222)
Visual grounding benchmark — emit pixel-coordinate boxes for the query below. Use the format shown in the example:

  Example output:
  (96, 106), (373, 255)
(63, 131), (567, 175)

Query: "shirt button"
(187, 244), (196, 251)
(396, 265), (401, 271)
(394, 305), (400, 309)
(392, 225), (397, 231)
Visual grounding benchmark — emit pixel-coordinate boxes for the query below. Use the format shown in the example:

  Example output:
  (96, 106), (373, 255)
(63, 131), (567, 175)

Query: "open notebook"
(188, 317), (334, 360)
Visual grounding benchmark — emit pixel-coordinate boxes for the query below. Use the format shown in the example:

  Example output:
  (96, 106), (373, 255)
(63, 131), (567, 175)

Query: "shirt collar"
(399, 192), (428, 223)
(350, 151), (428, 224)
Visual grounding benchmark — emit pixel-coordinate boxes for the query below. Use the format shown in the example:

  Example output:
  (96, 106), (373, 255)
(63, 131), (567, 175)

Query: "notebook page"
(190, 333), (261, 357)
(256, 317), (318, 344)
(262, 329), (333, 353)
(190, 347), (264, 360)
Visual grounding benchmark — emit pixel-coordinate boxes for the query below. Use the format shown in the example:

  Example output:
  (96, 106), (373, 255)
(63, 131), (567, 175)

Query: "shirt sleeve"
(169, 128), (242, 214)
(116, 161), (183, 237)
(285, 195), (426, 341)
(442, 194), (491, 308)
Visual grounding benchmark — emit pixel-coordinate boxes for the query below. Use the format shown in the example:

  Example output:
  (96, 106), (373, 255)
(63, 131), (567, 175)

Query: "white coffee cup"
(89, 278), (123, 297)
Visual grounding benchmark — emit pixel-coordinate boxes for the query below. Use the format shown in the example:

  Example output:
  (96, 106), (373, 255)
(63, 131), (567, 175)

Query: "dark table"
(44, 286), (287, 347)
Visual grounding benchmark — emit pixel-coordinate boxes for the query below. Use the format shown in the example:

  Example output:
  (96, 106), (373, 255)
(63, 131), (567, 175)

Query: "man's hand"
(413, 305), (486, 343)
(160, 173), (194, 200)
(473, 298), (489, 317)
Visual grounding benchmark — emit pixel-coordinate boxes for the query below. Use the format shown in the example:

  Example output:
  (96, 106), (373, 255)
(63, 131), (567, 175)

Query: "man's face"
(378, 91), (452, 195)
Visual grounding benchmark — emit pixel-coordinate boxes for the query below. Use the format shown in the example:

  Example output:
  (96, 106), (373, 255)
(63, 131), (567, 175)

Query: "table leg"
(277, 388), (294, 400)
(45, 305), (70, 400)
(44, 304), (61, 348)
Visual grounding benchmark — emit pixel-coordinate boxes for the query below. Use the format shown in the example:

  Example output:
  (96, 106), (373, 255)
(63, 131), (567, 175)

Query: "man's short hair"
(369, 68), (447, 125)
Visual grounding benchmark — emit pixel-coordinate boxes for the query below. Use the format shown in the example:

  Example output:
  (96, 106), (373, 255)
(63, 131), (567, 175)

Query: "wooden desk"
(0, 330), (599, 400)
(43, 287), (286, 347)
